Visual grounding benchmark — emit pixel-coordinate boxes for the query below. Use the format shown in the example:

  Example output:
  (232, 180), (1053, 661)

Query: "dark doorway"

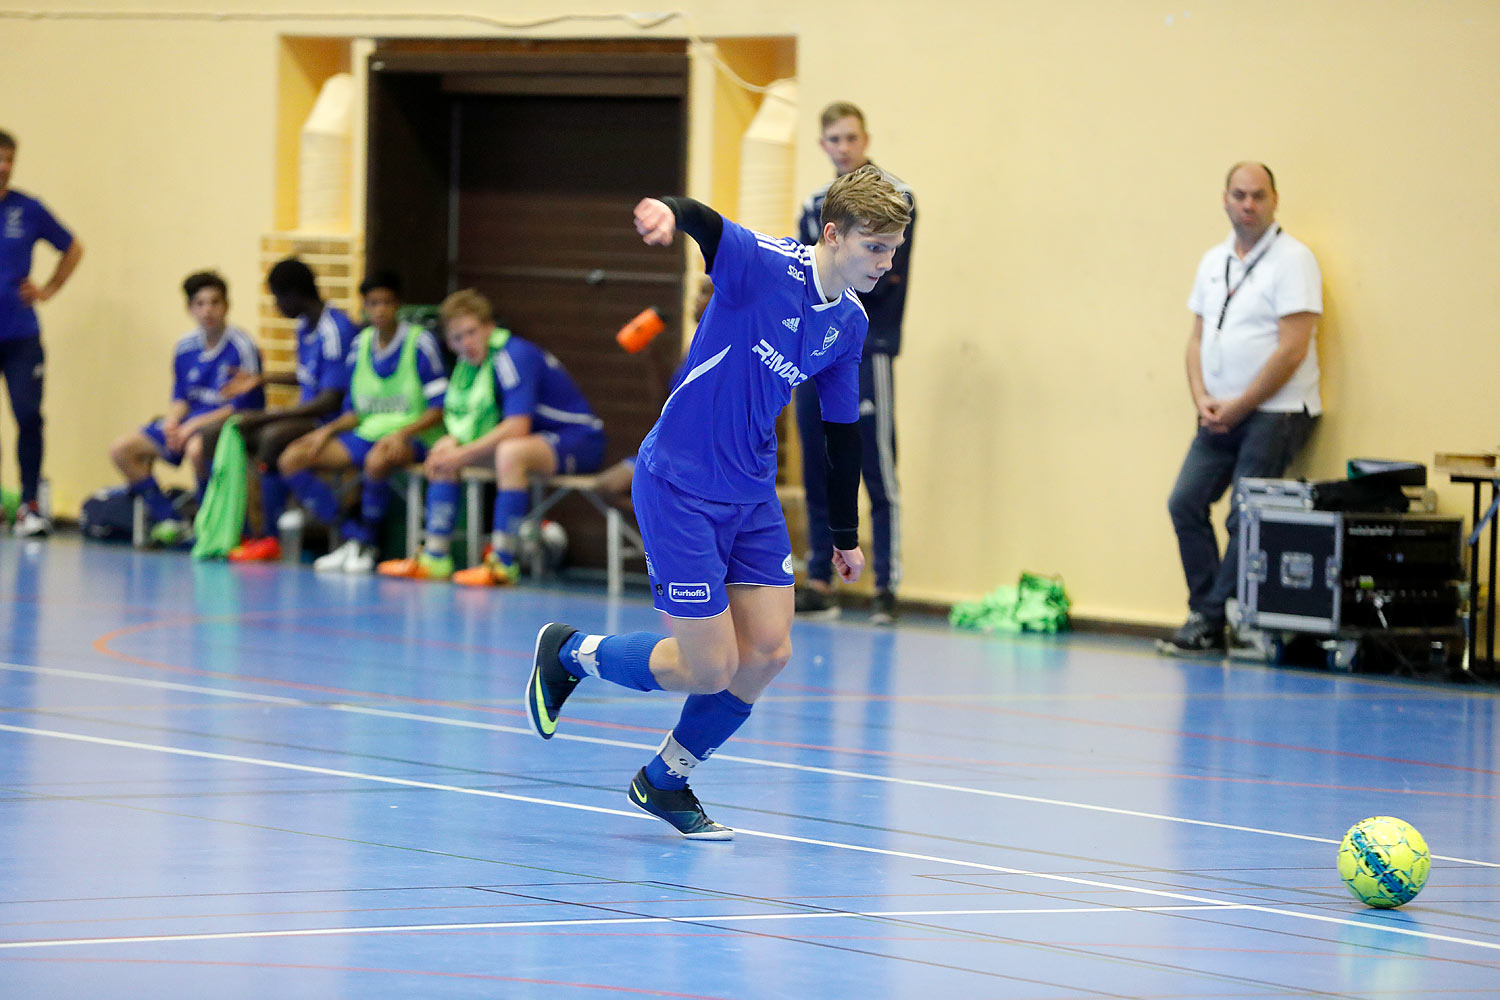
(367, 42), (688, 569)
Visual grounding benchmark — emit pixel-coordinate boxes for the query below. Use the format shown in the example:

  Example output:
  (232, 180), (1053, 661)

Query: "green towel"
(191, 419), (248, 560)
(949, 571), (1071, 634)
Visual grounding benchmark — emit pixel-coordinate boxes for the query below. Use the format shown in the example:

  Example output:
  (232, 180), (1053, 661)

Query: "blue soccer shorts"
(631, 466), (794, 619)
(538, 424), (607, 476)
(141, 418), (186, 466)
(338, 430), (429, 469)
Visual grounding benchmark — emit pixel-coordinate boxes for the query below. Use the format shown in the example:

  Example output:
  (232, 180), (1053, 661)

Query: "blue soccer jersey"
(0, 190), (74, 341)
(338, 322), (450, 416)
(295, 303), (359, 405)
(493, 335), (604, 437)
(173, 325), (265, 418)
(638, 218), (867, 504)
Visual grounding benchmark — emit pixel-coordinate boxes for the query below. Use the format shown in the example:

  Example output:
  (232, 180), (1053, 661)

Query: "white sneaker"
(277, 508), (306, 533)
(342, 544), (378, 574)
(13, 506), (51, 538)
(314, 539), (360, 573)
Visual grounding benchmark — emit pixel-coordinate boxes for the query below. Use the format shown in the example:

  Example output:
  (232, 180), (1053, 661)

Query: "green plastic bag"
(191, 419), (248, 560)
(0, 487), (17, 522)
(949, 571), (1070, 634)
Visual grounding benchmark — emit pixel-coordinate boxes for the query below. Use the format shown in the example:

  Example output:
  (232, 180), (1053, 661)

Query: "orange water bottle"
(616, 307), (665, 353)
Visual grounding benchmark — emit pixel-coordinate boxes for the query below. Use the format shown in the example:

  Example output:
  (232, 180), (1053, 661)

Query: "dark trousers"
(1167, 409), (1317, 620)
(0, 336), (46, 504)
(201, 413), (319, 471)
(794, 352), (901, 592)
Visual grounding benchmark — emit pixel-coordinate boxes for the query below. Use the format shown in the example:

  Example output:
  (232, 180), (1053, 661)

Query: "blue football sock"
(129, 477), (177, 522)
(285, 470), (340, 524)
(491, 489), (529, 565)
(425, 481), (459, 553)
(644, 690), (754, 790)
(559, 631), (665, 691)
(358, 477), (391, 539)
(260, 472), (289, 535)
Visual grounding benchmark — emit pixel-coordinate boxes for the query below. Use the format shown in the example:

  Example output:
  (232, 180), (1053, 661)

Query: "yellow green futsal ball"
(1337, 816), (1430, 908)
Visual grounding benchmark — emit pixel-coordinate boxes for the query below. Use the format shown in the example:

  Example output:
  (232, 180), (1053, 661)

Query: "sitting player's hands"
(425, 440), (464, 478)
(163, 421), (190, 453)
(832, 545), (865, 584)
(220, 368), (263, 400)
(633, 199), (676, 246)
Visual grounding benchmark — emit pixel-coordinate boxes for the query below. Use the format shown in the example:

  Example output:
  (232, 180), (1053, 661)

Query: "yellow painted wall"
(1, 2), (1496, 626)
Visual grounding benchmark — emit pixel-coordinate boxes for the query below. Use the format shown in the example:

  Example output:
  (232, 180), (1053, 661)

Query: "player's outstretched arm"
(634, 198), (677, 246)
(824, 418), (863, 582)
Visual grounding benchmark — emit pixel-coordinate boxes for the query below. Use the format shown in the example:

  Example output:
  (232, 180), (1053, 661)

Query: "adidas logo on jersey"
(782, 317), (800, 332)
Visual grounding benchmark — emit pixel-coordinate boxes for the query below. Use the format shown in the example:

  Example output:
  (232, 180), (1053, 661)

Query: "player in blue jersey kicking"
(527, 164), (911, 839)
(108, 271), (264, 544)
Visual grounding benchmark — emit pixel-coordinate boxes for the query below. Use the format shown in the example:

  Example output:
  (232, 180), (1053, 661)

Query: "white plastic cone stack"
(299, 73), (355, 233)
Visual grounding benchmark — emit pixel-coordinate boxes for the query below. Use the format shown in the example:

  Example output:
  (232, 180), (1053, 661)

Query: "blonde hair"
(819, 101), (866, 132)
(820, 163), (911, 238)
(440, 288), (493, 326)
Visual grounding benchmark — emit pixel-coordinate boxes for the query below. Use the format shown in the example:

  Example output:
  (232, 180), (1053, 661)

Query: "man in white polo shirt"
(1159, 161), (1323, 656)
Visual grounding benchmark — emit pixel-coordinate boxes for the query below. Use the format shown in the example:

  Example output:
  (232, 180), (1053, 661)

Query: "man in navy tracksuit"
(793, 102), (915, 624)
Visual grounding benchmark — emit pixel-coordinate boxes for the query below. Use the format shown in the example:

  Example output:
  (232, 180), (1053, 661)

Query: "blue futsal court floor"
(1, 536), (1497, 998)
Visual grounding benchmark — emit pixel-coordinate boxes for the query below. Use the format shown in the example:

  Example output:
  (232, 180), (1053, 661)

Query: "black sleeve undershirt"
(823, 420), (862, 551)
(659, 197), (724, 272)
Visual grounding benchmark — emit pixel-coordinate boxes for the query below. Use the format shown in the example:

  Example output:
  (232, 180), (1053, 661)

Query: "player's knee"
(108, 435), (135, 468)
(683, 651), (738, 693)
(365, 450), (394, 479)
(495, 439), (525, 476)
(1166, 488), (1200, 526)
(277, 445), (306, 476)
(745, 635), (792, 678)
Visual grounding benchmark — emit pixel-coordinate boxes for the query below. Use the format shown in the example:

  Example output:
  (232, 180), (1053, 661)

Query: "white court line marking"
(4, 662), (1496, 869)
(5, 663), (1498, 868)
(0, 904), (1254, 951)
(2, 722), (1499, 956)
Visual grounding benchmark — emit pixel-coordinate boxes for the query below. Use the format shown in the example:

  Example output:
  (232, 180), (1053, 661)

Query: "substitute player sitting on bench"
(378, 288), (606, 586)
(277, 270), (447, 573)
(108, 270), (263, 545)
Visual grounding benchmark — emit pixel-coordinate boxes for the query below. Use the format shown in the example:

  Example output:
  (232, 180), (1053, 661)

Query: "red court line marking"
(89, 612), (1500, 788)
(0, 956), (735, 997)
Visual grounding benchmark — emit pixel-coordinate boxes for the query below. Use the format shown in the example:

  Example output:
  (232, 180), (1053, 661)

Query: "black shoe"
(627, 768), (733, 840)
(794, 585), (841, 620)
(526, 623), (581, 739)
(869, 590), (898, 626)
(1155, 612), (1227, 657)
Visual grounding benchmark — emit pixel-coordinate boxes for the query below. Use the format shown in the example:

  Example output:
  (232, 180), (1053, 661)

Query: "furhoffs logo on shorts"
(668, 582), (712, 603)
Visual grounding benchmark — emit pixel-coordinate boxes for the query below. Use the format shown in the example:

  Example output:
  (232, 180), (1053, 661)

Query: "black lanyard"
(1217, 225), (1280, 330)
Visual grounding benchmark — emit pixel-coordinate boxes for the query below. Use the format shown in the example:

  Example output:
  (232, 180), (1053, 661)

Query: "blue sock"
(285, 470), (339, 523)
(359, 477), (391, 537)
(559, 631), (665, 691)
(129, 477), (176, 522)
(644, 691), (754, 790)
(425, 481), (459, 553)
(260, 472), (289, 535)
(340, 517), (373, 545)
(491, 489), (529, 565)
